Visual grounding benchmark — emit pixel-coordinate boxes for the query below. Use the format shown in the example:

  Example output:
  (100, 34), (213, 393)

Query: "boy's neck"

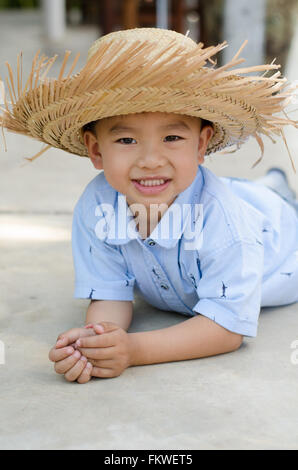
(128, 200), (174, 240)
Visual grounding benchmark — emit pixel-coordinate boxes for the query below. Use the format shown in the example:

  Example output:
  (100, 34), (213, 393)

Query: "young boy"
(1, 28), (297, 384)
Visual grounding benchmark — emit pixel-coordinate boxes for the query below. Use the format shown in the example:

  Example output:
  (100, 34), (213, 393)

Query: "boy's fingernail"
(73, 350), (81, 358)
(81, 356), (87, 362)
(86, 362), (92, 369)
(56, 339), (64, 346)
(84, 324), (94, 329)
(94, 324), (104, 333)
(67, 347), (74, 354)
(76, 339), (81, 347)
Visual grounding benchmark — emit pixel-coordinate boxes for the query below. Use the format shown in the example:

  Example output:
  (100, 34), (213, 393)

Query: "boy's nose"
(137, 148), (167, 169)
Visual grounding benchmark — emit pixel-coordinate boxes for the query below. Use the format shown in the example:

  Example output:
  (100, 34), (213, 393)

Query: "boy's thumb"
(93, 322), (118, 334)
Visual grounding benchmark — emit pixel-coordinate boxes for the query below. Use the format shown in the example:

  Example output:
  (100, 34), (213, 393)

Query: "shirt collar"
(103, 166), (205, 248)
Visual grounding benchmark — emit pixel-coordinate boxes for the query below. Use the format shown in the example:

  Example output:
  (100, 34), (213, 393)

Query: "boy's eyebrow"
(108, 120), (192, 134)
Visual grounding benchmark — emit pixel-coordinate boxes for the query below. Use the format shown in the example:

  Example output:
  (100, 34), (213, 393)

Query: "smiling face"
(84, 112), (213, 214)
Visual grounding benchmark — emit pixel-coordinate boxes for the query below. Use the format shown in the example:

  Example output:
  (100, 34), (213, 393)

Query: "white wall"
(223, 0), (266, 67)
(41, 0), (66, 42)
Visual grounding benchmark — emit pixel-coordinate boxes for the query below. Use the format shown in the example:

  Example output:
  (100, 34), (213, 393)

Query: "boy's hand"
(75, 322), (132, 378)
(49, 327), (96, 384)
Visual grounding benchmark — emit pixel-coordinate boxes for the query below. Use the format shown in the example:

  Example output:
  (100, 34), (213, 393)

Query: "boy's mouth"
(132, 178), (171, 187)
(131, 178), (172, 194)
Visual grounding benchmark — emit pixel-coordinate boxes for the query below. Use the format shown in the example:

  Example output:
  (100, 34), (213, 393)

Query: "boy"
(1, 28), (297, 384)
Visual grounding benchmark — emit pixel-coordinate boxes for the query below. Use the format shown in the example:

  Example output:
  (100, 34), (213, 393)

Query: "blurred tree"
(266, 0), (298, 70)
(66, 0), (96, 26)
(0, 0), (39, 7)
(47, 0), (298, 72)
(198, 0), (223, 47)
(199, 0), (298, 69)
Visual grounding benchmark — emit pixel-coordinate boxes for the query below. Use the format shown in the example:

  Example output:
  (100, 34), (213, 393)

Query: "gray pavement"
(0, 10), (298, 450)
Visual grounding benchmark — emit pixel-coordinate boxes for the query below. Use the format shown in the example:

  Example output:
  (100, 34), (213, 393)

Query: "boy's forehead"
(96, 112), (201, 131)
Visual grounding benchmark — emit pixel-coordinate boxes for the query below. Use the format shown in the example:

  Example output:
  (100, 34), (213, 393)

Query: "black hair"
(82, 120), (98, 135)
(201, 118), (213, 129)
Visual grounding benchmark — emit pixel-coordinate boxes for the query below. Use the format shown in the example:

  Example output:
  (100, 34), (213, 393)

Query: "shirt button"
(148, 240), (156, 246)
(160, 284), (169, 290)
(152, 268), (160, 278)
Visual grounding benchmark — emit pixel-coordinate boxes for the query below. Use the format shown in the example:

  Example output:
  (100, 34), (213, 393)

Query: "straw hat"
(0, 28), (297, 169)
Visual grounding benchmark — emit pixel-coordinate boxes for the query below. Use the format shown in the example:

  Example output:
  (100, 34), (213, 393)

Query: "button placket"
(143, 247), (194, 314)
(151, 265), (170, 290)
(146, 241), (170, 290)
(154, 272), (172, 295)
(160, 283), (169, 290)
(143, 245), (183, 310)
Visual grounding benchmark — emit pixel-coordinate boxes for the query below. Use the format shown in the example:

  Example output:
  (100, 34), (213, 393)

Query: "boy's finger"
(49, 346), (74, 362)
(91, 366), (114, 379)
(95, 322), (119, 334)
(55, 336), (68, 348)
(54, 351), (82, 374)
(56, 328), (95, 348)
(64, 356), (88, 382)
(76, 362), (93, 384)
(89, 359), (115, 369)
(77, 346), (114, 360)
(75, 333), (115, 349)
(93, 324), (105, 334)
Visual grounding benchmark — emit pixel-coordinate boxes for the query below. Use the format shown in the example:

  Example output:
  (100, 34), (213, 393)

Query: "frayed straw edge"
(231, 39), (248, 62)
(19, 144), (51, 167)
(219, 143), (241, 155)
(250, 130), (297, 174)
(0, 116), (7, 152)
(250, 133), (265, 169)
(220, 129), (297, 175)
(280, 129), (297, 174)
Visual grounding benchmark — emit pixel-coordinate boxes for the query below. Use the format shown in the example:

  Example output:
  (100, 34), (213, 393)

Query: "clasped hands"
(48, 322), (132, 383)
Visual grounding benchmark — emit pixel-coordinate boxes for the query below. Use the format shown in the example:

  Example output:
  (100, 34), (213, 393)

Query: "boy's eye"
(116, 135), (183, 144)
(165, 135), (183, 142)
(116, 137), (136, 144)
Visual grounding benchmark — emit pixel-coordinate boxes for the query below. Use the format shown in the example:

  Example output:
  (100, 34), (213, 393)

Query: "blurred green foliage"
(0, 0), (39, 8)
(198, 0), (298, 70)
(266, 0), (298, 69)
(199, 0), (223, 48)
(67, 0), (82, 7)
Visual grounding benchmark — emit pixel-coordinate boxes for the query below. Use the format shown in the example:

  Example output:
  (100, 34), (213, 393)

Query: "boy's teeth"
(138, 179), (166, 186)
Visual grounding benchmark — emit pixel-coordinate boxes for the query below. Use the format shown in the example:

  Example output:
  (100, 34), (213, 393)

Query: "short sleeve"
(72, 202), (135, 301)
(193, 240), (264, 337)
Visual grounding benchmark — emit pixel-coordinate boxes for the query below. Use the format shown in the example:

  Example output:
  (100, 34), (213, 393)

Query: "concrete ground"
(0, 10), (298, 450)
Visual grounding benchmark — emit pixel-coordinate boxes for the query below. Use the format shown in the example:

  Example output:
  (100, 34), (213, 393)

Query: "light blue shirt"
(72, 166), (298, 337)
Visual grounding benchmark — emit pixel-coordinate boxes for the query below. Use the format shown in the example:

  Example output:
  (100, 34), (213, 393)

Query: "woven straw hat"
(0, 27), (297, 169)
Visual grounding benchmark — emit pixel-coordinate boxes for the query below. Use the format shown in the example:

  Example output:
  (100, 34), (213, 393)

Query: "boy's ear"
(197, 125), (214, 165)
(83, 130), (103, 170)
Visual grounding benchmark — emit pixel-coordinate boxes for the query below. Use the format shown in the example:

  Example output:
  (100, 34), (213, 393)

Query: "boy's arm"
(86, 299), (133, 331)
(128, 314), (243, 366)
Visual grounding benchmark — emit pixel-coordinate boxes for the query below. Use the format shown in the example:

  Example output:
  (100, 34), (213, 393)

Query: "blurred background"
(0, 0), (297, 218)
(1, 0), (297, 66)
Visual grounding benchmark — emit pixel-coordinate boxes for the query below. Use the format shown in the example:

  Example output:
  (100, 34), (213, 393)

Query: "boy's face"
(84, 112), (213, 210)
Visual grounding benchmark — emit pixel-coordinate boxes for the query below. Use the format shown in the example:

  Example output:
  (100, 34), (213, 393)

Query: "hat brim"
(0, 28), (296, 170)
